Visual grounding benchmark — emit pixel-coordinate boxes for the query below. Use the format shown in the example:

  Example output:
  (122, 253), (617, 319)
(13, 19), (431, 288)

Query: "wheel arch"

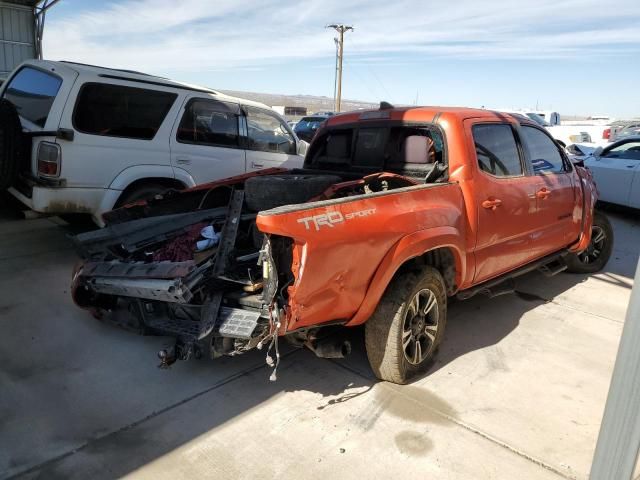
(117, 177), (186, 199)
(345, 227), (465, 327)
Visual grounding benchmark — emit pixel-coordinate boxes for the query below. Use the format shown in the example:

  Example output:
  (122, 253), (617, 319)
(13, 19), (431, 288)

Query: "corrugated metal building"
(0, 1), (58, 79)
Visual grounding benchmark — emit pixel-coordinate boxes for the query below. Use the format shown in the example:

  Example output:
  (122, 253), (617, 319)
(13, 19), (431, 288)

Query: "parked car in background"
(498, 110), (592, 147)
(532, 110), (560, 125)
(610, 122), (640, 141)
(0, 60), (306, 225)
(582, 137), (640, 209)
(293, 114), (332, 143)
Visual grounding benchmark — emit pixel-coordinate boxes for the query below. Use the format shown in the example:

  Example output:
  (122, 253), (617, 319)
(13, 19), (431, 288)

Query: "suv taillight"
(603, 128), (611, 140)
(37, 142), (61, 177)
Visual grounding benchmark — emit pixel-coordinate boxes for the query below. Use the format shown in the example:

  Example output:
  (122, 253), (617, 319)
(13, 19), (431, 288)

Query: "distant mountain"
(218, 90), (378, 115)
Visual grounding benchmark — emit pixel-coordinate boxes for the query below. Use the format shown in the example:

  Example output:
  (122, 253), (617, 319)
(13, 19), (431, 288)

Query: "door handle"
(251, 162), (264, 169)
(482, 198), (502, 210)
(627, 165), (635, 168)
(536, 188), (551, 199)
(175, 156), (191, 165)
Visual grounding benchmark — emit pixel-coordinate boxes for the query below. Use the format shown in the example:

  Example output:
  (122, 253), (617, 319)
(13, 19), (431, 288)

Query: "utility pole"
(326, 24), (353, 112)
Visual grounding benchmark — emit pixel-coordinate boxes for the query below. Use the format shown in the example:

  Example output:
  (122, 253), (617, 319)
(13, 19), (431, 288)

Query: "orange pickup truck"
(71, 105), (611, 384)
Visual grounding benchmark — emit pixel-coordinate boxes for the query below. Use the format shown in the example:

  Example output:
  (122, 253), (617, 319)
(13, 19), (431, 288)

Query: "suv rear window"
(73, 83), (177, 140)
(3, 67), (62, 127)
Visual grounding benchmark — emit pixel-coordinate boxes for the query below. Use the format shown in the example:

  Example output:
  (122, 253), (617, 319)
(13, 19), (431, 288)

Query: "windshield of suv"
(295, 117), (326, 131)
(2, 67), (62, 128)
(525, 113), (551, 127)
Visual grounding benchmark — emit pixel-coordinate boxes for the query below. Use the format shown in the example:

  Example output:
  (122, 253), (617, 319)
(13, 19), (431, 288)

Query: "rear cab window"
(305, 123), (445, 178)
(2, 66), (62, 128)
(472, 124), (523, 177)
(73, 83), (177, 140)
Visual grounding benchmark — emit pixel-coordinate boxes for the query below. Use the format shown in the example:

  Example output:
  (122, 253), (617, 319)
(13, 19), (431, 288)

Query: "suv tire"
(244, 174), (341, 212)
(115, 183), (171, 208)
(565, 210), (613, 273)
(365, 266), (447, 384)
(0, 99), (25, 191)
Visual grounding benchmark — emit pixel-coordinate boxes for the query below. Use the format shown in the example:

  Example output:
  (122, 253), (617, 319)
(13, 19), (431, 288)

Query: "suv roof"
(17, 59), (272, 111)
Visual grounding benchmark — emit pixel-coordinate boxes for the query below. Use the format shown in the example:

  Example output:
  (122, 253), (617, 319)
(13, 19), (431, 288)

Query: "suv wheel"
(365, 266), (447, 384)
(0, 99), (25, 191)
(116, 183), (171, 208)
(565, 210), (614, 273)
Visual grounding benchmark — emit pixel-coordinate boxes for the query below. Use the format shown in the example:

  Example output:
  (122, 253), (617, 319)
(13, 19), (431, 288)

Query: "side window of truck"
(520, 126), (566, 174)
(177, 99), (240, 148)
(472, 124), (523, 177)
(73, 83), (177, 140)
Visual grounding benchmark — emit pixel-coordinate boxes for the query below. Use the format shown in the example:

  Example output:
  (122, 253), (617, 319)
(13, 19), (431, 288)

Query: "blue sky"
(44, 0), (640, 118)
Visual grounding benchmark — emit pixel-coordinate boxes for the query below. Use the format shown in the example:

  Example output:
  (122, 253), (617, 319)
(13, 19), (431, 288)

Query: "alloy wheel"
(402, 288), (440, 365)
(578, 225), (606, 265)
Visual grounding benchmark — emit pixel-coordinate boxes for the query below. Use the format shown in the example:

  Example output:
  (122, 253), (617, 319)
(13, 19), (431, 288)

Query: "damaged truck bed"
(71, 166), (432, 374)
(71, 106), (604, 384)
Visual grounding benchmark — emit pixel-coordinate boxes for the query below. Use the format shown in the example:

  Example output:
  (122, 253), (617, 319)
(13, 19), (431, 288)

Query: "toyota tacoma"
(70, 105), (611, 384)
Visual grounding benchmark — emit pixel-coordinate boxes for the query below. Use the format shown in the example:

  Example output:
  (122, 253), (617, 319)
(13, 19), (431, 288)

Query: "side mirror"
(593, 146), (604, 158)
(296, 139), (309, 157)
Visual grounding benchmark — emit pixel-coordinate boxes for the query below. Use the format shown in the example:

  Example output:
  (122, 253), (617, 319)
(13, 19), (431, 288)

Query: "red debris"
(152, 222), (207, 262)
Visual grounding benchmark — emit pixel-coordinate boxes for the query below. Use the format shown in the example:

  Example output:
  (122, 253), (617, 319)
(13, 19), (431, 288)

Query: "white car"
(0, 60), (306, 225)
(582, 137), (640, 209)
(497, 110), (592, 147)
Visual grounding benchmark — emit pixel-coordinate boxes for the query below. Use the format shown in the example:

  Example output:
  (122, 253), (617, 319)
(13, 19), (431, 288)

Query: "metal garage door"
(0, 2), (35, 79)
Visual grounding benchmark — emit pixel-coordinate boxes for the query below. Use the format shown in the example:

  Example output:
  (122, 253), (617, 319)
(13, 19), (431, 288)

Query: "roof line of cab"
(324, 105), (538, 127)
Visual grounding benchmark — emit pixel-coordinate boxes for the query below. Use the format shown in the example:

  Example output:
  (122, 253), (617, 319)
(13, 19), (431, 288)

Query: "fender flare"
(173, 167), (197, 189)
(345, 226), (466, 326)
(108, 165), (179, 191)
(569, 166), (596, 252)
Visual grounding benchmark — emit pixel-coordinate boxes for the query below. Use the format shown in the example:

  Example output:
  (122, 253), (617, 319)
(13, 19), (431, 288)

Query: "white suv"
(0, 60), (306, 225)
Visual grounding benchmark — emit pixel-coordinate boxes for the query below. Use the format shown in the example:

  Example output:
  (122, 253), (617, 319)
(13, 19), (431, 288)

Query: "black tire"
(244, 174), (341, 212)
(115, 183), (170, 208)
(0, 99), (25, 190)
(565, 210), (614, 273)
(365, 266), (447, 384)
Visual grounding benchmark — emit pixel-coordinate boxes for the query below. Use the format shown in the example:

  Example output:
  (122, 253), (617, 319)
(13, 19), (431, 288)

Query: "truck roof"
(325, 106), (536, 127)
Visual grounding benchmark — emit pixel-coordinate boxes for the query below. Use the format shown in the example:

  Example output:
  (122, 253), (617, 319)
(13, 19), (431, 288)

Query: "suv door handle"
(251, 162), (264, 168)
(175, 156), (191, 165)
(536, 188), (551, 199)
(482, 198), (502, 210)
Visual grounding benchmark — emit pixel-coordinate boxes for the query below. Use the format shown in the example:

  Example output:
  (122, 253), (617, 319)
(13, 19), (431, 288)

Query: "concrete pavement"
(0, 194), (637, 479)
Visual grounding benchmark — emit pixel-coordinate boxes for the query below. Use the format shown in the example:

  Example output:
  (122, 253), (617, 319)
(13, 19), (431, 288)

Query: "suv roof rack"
(60, 60), (160, 78)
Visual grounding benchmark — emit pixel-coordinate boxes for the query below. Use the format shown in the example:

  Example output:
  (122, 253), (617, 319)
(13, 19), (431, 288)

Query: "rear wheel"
(365, 267), (447, 384)
(0, 99), (25, 191)
(565, 210), (613, 273)
(115, 183), (172, 208)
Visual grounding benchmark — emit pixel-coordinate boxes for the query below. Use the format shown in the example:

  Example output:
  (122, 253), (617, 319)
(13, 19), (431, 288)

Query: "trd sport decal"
(297, 208), (377, 231)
